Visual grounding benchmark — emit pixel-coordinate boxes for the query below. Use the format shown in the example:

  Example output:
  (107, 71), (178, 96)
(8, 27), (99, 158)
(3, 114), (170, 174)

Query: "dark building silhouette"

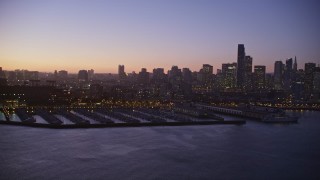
(152, 68), (167, 83)
(54, 70), (58, 80)
(182, 68), (192, 83)
(236, 44), (246, 89)
(0, 67), (7, 86)
(138, 68), (149, 85)
(168, 66), (184, 98)
(304, 63), (316, 97)
(58, 70), (68, 79)
(293, 56), (298, 71)
(313, 68), (320, 102)
(253, 65), (266, 89)
(168, 66), (182, 81)
(202, 64), (213, 74)
(283, 58), (293, 90)
(0, 67), (5, 78)
(78, 70), (88, 82)
(118, 65), (126, 80)
(265, 74), (273, 90)
(88, 69), (94, 80)
(274, 61), (284, 90)
(244, 56), (253, 90)
(201, 64), (213, 84)
(286, 58), (293, 72)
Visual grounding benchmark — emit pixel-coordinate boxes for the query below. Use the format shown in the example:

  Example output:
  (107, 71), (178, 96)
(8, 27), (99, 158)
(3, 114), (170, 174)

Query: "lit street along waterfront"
(0, 111), (319, 179)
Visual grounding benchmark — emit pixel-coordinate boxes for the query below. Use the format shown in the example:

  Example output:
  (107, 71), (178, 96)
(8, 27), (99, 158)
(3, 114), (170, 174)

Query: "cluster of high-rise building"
(273, 57), (320, 101)
(112, 44), (319, 102)
(0, 44), (319, 106)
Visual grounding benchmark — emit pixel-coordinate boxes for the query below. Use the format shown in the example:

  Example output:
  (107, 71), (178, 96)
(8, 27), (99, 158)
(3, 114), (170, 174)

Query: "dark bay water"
(1, 111), (320, 180)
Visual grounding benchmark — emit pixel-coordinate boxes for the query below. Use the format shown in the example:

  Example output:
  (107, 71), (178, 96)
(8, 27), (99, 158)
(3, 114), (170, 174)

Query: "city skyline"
(1, 43), (318, 75)
(1, 50), (318, 75)
(1, 0), (320, 73)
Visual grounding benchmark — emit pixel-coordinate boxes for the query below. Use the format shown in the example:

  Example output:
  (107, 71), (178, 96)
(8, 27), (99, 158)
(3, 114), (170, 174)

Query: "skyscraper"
(244, 55), (253, 89)
(293, 56), (298, 71)
(118, 65), (126, 80)
(202, 64), (213, 85)
(313, 70), (320, 102)
(283, 58), (293, 90)
(236, 44), (246, 89)
(245, 56), (252, 75)
(152, 68), (166, 83)
(202, 64), (213, 74)
(168, 66), (182, 83)
(285, 58), (293, 72)
(274, 61), (283, 90)
(222, 63), (237, 89)
(304, 62), (316, 96)
(88, 69), (94, 80)
(253, 65), (266, 89)
(78, 70), (88, 82)
(138, 68), (149, 85)
(182, 68), (192, 83)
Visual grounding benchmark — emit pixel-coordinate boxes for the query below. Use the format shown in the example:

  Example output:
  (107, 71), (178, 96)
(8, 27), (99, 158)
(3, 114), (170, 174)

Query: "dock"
(195, 104), (298, 123)
(0, 119), (245, 128)
(0, 107), (246, 128)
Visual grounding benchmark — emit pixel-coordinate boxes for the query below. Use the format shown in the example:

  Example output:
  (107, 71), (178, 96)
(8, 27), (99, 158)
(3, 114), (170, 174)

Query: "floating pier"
(196, 104), (298, 123)
(0, 108), (246, 128)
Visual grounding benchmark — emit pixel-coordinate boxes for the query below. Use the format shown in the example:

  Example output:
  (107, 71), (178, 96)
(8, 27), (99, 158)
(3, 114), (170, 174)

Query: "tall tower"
(285, 58), (293, 72)
(304, 62), (316, 95)
(283, 58), (293, 90)
(236, 44), (246, 89)
(118, 65), (126, 80)
(253, 65), (266, 89)
(274, 61), (283, 90)
(293, 56), (298, 71)
(244, 55), (253, 89)
(202, 64), (213, 85)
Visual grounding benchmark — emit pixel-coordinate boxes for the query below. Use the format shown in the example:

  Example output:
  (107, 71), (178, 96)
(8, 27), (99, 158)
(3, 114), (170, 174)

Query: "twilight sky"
(0, 0), (319, 73)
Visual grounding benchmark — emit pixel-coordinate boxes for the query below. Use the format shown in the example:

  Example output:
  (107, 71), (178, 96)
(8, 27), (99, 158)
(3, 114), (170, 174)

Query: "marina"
(0, 107), (246, 128)
(0, 103), (302, 129)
